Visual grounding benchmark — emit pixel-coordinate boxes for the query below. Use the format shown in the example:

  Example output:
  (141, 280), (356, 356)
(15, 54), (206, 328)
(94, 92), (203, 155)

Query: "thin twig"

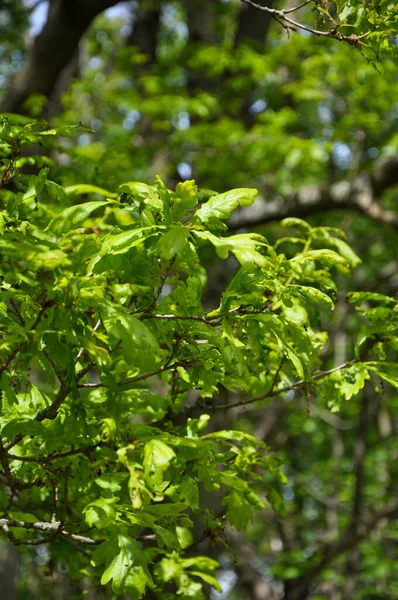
(144, 256), (176, 314)
(283, 0), (315, 14)
(0, 298), (53, 377)
(10, 299), (25, 326)
(8, 443), (105, 464)
(75, 318), (101, 363)
(210, 360), (357, 412)
(240, 0), (366, 46)
(78, 358), (195, 389)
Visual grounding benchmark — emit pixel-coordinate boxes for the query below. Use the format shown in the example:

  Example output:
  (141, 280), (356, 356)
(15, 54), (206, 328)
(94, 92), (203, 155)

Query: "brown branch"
(0, 436), (15, 492)
(283, 0), (316, 14)
(4, 339), (99, 452)
(78, 358), (196, 390)
(341, 387), (371, 596)
(9, 300), (25, 326)
(0, 518), (160, 548)
(144, 257), (176, 314)
(0, 518), (102, 545)
(229, 158), (398, 232)
(141, 304), (273, 326)
(0, 298), (53, 377)
(209, 360), (357, 412)
(240, 0), (366, 46)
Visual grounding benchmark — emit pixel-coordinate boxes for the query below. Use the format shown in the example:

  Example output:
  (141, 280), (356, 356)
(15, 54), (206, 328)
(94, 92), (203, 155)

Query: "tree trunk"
(1, 0), (120, 114)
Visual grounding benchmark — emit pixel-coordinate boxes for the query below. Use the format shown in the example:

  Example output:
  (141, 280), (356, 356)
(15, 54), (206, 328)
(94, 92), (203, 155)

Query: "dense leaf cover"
(0, 119), (397, 597)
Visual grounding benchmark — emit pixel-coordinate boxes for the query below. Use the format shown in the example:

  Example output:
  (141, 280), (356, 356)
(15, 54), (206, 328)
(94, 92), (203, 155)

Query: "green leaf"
(194, 230), (269, 267)
(1, 418), (46, 440)
(267, 488), (286, 518)
(280, 218), (311, 233)
(22, 168), (48, 206)
(365, 362), (398, 389)
(144, 439), (176, 485)
(157, 226), (190, 260)
(83, 499), (116, 529)
(101, 535), (151, 598)
(189, 571), (222, 592)
(340, 363), (369, 400)
(328, 237), (361, 268)
(46, 201), (109, 234)
(195, 188), (257, 223)
(102, 310), (159, 368)
(290, 285), (334, 308)
(99, 226), (160, 256)
(175, 180), (198, 208)
(65, 184), (118, 198)
(223, 489), (253, 529)
(179, 477), (199, 509)
(119, 181), (163, 210)
(290, 249), (349, 273)
(347, 292), (396, 305)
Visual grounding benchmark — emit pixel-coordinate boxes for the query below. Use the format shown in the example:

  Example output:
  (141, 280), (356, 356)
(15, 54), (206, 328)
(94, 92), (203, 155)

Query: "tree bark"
(1, 0), (121, 115)
(228, 155), (398, 232)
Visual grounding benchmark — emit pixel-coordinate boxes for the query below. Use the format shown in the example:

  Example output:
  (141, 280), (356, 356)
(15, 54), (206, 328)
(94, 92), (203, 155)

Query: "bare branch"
(283, 0), (316, 15)
(0, 518), (159, 547)
(240, 0), (366, 46)
(229, 160), (398, 232)
(0, 518), (102, 545)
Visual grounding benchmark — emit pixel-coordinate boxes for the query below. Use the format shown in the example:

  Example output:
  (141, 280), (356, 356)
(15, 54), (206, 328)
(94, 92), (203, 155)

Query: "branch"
(78, 358), (196, 390)
(240, 0), (366, 47)
(75, 318), (101, 364)
(8, 443), (105, 464)
(207, 360), (357, 412)
(229, 157), (398, 232)
(141, 304), (272, 326)
(3, 349), (90, 452)
(0, 518), (102, 545)
(0, 518), (159, 548)
(0, 297), (53, 377)
(143, 257), (176, 314)
(0, 436), (15, 492)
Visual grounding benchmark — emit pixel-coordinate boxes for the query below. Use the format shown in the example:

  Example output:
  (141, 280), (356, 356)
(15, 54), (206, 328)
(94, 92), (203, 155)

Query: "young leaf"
(65, 184), (117, 198)
(195, 188), (257, 223)
(46, 201), (109, 234)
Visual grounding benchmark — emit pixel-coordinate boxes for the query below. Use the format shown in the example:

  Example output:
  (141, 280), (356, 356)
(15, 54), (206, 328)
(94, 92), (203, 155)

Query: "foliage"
(0, 118), (397, 597)
(47, 3), (397, 201)
(0, 1), (398, 598)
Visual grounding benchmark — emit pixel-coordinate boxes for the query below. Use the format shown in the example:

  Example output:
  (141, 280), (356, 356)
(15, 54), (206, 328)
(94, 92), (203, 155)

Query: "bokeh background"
(0, 1), (397, 598)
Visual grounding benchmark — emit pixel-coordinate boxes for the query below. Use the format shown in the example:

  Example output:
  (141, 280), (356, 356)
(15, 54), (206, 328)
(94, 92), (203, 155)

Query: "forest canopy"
(0, 1), (397, 599)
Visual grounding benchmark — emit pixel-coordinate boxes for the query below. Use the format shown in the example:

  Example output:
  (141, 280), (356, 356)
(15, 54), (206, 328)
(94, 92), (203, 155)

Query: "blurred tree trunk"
(1, 0), (120, 115)
(0, 543), (20, 600)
